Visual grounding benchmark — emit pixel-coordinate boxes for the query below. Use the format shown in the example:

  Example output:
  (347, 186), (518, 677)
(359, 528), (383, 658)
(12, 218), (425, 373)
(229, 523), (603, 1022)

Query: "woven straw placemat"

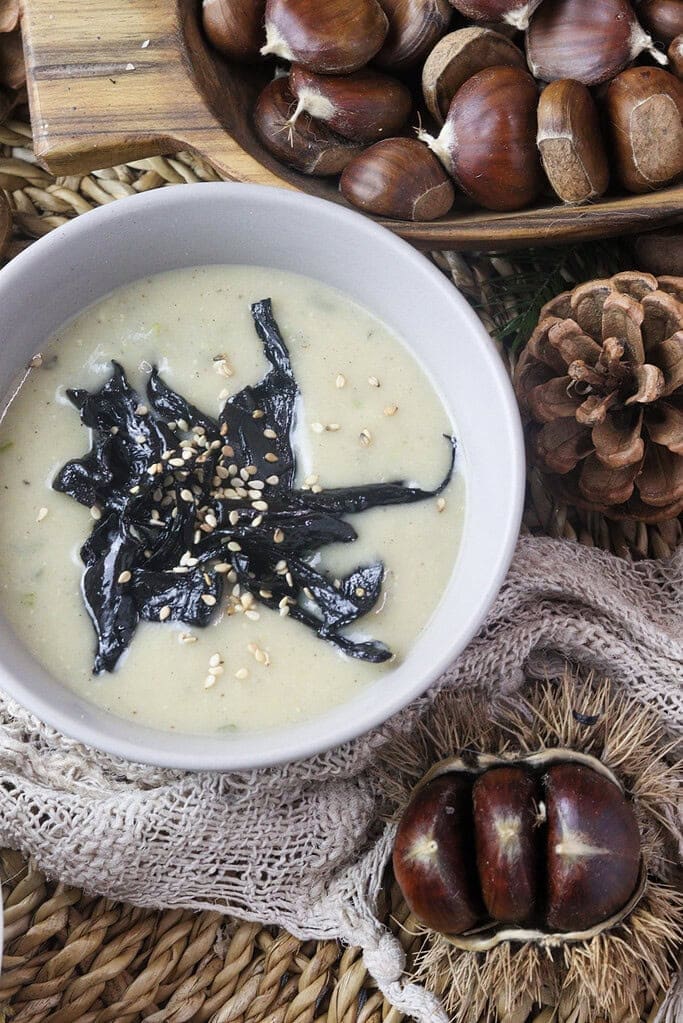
(0, 119), (680, 1023)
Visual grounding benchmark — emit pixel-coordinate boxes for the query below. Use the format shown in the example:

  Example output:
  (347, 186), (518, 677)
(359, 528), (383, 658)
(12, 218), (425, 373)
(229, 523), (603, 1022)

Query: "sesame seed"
(209, 664), (224, 676)
(228, 464), (238, 476)
(228, 510), (240, 526)
(168, 457), (185, 467)
(247, 642), (258, 654)
(263, 428), (277, 439)
(286, 571), (294, 588)
(250, 479), (265, 490)
(279, 605), (290, 617)
(383, 404), (398, 416)
(179, 633), (197, 644)
(252, 514), (264, 527)
(326, 423), (340, 432)
(368, 376), (380, 388)
(36, 507), (48, 523)
(215, 562), (231, 573)
(222, 445), (234, 458)
(240, 468), (250, 482)
(304, 473), (319, 486)
(227, 541), (242, 552)
(335, 373), (346, 388)
(235, 668), (249, 679)
(218, 389), (230, 402)
(159, 605), (171, 621)
(90, 505), (102, 520)
(205, 513), (218, 529)
(254, 647), (267, 663)
(264, 452), (279, 463)
(245, 609), (260, 621)
(241, 592), (255, 609)
(266, 475), (279, 486)
(252, 409), (265, 419)
(279, 597), (291, 609)
(118, 570), (132, 584)
(246, 465), (257, 475)
(252, 500), (268, 512)
(209, 653), (222, 667)
(359, 429), (372, 447)
(111, 426), (119, 436)
(216, 465), (230, 480)
(180, 489), (194, 502)
(273, 528), (285, 544)
(355, 586), (366, 597)
(303, 587), (314, 600)
(248, 489), (261, 500)
(201, 594), (217, 606)
(311, 422), (325, 434)
(228, 570), (237, 583)
(275, 560), (287, 572)
(437, 497), (446, 513)
(259, 589), (272, 599)
(311, 484), (322, 494)
(177, 419), (189, 432)
(135, 403), (149, 415)
(204, 675), (217, 689)
(29, 353), (43, 368)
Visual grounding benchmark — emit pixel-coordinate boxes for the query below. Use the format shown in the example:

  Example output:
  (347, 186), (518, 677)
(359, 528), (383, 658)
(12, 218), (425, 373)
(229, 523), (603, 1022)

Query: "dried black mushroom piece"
(54, 298), (455, 674)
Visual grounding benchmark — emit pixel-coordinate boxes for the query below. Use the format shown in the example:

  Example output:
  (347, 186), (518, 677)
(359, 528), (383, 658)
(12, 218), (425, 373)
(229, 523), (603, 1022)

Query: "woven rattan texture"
(0, 120), (679, 1023)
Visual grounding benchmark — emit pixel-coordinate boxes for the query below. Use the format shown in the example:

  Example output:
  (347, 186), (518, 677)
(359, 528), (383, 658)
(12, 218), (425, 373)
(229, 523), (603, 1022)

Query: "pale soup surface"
(0, 266), (463, 733)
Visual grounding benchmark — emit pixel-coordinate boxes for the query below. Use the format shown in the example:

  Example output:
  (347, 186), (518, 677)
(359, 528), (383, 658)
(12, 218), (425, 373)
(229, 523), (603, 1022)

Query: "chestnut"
(669, 34), (683, 77)
(374, 0), (453, 72)
(288, 66), (413, 143)
(420, 65), (545, 212)
(537, 79), (610, 203)
(545, 763), (641, 932)
(638, 0), (683, 46)
(201, 0), (266, 62)
(473, 766), (538, 924)
(261, 0), (389, 74)
(253, 78), (365, 176)
(340, 138), (455, 220)
(393, 773), (483, 933)
(604, 67), (683, 194)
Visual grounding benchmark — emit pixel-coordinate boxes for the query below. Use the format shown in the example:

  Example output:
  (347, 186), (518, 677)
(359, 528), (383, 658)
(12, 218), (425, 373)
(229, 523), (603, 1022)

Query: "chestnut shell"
(545, 763), (641, 931)
(393, 773), (483, 933)
(473, 766), (539, 924)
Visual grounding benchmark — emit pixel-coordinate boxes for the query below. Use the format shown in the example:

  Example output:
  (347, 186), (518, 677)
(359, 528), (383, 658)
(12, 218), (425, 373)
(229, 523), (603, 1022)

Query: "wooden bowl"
(21, 0), (683, 250)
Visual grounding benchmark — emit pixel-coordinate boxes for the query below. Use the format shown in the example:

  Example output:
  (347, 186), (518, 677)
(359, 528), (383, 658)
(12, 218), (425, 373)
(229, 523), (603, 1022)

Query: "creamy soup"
(0, 266), (463, 734)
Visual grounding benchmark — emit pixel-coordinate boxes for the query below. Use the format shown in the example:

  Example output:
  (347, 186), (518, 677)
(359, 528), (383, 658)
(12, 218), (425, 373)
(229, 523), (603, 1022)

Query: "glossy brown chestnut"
(605, 67), (683, 193)
(421, 27), (526, 124)
(473, 766), (539, 923)
(261, 0), (389, 74)
(420, 65), (544, 211)
(447, 0), (543, 29)
(639, 0), (683, 46)
(202, 0), (266, 62)
(393, 773), (483, 933)
(254, 78), (365, 176)
(526, 0), (666, 87)
(375, 0), (452, 71)
(537, 79), (610, 203)
(341, 138), (455, 219)
(289, 66), (413, 142)
(545, 763), (641, 932)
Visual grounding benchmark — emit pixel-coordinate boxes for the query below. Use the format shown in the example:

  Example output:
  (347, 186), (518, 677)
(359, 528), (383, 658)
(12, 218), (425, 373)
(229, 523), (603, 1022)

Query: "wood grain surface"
(20, 0), (683, 250)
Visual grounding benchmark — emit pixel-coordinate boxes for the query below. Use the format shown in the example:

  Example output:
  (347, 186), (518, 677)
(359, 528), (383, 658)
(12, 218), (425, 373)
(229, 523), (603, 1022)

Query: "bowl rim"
(0, 182), (525, 770)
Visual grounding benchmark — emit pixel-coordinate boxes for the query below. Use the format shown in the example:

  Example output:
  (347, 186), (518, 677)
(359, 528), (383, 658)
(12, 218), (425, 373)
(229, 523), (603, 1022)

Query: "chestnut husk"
(604, 66), (683, 193)
(447, 0), (543, 30)
(375, 0), (453, 71)
(537, 79), (610, 203)
(288, 65), (413, 142)
(254, 77), (365, 175)
(421, 27), (526, 124)
(201, 0), (266, 62)
(526, 0), (667, 87)
(419, 64), (545, 211)
(392, 772), (484, 934)
(393, 748), (646, 948)
(638, 0), (683, 46)
(340, 137), (455, 219)
(261, 0), (389, 74)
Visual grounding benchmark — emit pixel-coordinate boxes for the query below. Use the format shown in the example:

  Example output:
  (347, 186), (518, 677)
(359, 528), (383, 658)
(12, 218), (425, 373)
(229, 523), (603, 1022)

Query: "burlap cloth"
(0, 534), (681, 1022)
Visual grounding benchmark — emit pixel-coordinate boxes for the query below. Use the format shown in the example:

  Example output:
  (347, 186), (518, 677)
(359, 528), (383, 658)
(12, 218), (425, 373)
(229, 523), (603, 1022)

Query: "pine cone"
(515, 271), (683, 523)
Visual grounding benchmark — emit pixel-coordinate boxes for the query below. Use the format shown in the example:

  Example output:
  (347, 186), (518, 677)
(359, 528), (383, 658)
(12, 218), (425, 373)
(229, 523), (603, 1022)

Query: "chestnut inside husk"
(392, 748), (645, 948)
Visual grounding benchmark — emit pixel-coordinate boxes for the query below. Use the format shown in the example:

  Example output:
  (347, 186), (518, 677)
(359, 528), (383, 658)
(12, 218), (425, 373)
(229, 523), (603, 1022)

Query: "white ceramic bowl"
(0, 184), (524, 770)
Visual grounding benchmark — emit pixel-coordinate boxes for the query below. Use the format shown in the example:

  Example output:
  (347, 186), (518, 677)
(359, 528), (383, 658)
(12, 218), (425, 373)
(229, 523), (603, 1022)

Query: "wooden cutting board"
(19, 0), (683, 250)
